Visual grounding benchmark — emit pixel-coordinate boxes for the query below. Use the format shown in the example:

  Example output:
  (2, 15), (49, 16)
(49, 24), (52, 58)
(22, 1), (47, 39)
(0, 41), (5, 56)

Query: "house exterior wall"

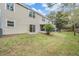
(0, 3), (4, 28)
(0, 4), (1, 28)
(0, 3), (50, 35)
(5, 3), (29, 35)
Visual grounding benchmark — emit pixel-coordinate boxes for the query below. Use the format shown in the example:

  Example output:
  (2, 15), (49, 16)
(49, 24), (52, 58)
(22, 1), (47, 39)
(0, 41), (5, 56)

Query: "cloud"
(32, 7), (45, 16)
(42, 3), (50, 11)
(38, 9), (46, 16)
(42, 3), (48, 8)
(32, 8), (38, 12)
(42, 3), (62, 12)
(32, 8), (45, 15)
(45, 7), (50, 11)
(48, 4), (61, 12)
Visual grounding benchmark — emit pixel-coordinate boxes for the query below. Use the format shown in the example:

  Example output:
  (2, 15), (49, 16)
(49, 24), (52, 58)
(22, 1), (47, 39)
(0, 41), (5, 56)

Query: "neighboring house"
(0, 3), (51, 35)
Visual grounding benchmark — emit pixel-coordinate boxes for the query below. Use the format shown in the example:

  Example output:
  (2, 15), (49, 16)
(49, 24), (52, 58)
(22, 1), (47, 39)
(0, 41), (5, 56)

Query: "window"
(30, 25), (35, 32)
(29, 11), (35, 18)
(6, 3), (14, 11)
(42, 18), (45, 21)
(7, 21), (14, 27)
(29, 11), (32, 17)
(33, 12), (35, 18)
(40, 25), (45, 31)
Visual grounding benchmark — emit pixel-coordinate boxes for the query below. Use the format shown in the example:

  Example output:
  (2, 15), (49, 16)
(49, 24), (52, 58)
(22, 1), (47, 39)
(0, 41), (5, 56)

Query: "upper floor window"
(42, 18), (45, 21)
(29, 11), (35, 18)
(29, 11), (32, 17)
(6, 3), (14, 11)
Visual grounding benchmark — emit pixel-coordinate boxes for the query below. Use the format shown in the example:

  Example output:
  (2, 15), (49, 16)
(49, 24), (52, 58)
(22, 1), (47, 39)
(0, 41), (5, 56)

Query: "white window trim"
(5, 3), (15, 12)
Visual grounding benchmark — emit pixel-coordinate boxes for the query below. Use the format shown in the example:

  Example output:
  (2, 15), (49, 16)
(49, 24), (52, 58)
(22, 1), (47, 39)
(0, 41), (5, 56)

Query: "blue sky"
(26, 3), (50, 16)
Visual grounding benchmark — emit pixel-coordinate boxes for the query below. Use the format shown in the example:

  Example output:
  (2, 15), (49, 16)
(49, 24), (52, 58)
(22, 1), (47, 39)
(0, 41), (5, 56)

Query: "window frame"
(5, 3), (15, 12)
(7, 20), (15, 27)
(29, 11), (35, 18)
(33, 12), (35, 18)
(29, 24), (35, 32)
(40, 24), (45, 31)
(29, 11), (32, 17)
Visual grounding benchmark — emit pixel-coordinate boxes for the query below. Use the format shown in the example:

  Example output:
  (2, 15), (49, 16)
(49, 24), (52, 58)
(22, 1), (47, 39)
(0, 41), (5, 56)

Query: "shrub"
(44, 24), (55, 35)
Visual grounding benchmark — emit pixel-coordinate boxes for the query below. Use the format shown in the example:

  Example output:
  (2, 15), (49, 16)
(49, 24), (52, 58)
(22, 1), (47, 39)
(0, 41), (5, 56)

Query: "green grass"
(0, 32), (79, 56)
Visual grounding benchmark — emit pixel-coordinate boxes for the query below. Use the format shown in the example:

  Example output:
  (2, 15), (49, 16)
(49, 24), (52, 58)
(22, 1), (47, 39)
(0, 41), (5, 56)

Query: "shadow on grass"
(41, 33), (54, 37)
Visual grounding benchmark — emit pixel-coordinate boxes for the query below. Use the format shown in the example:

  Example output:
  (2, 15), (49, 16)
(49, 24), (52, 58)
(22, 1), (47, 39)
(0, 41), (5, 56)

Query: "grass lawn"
(0, 32), (79, 56)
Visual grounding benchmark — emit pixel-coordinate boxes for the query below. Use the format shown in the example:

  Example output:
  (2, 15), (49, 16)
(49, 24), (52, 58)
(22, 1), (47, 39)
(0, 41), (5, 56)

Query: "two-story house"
(0, 3), (51, 35)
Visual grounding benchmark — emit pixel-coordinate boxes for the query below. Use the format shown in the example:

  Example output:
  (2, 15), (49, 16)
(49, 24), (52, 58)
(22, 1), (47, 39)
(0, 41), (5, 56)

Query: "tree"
(46, 3), (79, 34)
(58, 12), (68, 31)
(44, 24), (55, 35)
(47, 11), (69, 31)
(60, 3), (79, 35)
(46, 3), (79, 36)
(69, 8), (79, 35)
(47, 12), (56, 20)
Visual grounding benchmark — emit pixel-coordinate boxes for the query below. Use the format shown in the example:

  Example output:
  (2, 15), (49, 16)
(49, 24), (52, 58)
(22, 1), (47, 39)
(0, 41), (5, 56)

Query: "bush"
(44, 24), (55, 35)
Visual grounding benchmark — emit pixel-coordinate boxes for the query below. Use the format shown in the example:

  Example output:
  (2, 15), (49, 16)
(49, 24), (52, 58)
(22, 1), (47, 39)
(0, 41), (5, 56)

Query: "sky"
(26, 3), (50, 16)
(26, 3), (62, 16)
(26, 3), (79, 16)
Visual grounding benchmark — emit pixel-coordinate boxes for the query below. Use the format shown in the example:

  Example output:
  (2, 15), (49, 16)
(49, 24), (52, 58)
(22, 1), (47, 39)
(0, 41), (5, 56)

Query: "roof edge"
(17, 3), (47, 18)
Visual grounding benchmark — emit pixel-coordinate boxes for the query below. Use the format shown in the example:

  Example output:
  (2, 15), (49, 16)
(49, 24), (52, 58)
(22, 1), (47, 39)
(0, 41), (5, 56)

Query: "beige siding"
(0, 3), (5, 29)
(3, 4), (28, 35)
(0, 3), (1, 28)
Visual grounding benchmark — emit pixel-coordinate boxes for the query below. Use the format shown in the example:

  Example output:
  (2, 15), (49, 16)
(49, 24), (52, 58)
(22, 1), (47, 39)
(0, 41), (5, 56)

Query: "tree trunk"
(47, 32), (50, 35)
(73, 24), (76, 36)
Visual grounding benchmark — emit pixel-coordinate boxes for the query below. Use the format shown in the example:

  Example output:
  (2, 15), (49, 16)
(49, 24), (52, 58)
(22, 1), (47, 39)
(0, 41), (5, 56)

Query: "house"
(0, 3), (51, 35)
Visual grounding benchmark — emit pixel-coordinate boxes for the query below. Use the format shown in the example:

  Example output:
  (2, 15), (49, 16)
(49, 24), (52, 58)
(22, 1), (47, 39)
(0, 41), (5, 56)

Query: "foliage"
(47, 12), (56, 20)
(55, 11), (69, 31)
(47, 3), (79, 35)
(44, 24), (55, 35)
